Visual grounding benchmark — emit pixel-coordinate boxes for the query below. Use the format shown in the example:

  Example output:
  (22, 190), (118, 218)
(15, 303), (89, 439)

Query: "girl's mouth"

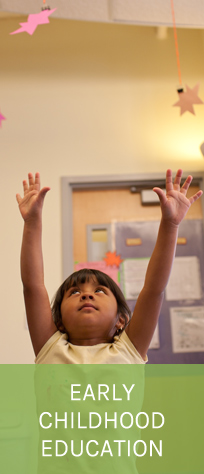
(79, 303), (97, 310)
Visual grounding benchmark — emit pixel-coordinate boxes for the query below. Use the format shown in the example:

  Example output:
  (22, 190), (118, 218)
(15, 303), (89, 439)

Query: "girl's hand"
(153, 169), (203, 226)
(16, 172), (50, 222)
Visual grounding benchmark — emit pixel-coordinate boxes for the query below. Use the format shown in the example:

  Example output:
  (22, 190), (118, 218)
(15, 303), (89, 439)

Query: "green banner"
(0, 365), (203, 473)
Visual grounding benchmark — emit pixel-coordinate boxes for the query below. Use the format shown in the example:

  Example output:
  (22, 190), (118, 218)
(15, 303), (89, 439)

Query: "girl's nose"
(81, 293), (94, 300)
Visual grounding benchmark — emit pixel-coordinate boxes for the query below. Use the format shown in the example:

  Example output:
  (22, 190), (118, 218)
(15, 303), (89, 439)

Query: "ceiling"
(1, 0), (204, 29)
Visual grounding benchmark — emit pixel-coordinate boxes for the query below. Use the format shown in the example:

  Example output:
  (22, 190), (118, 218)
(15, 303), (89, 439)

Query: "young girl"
(16, 169), (203, 364)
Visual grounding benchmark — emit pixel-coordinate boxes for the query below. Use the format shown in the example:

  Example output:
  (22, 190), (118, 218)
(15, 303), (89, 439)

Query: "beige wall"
(1, 16), (204, 362)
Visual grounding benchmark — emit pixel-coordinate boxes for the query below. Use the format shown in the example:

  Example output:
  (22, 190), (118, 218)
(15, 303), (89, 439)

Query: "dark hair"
(51, 268), (131, 335)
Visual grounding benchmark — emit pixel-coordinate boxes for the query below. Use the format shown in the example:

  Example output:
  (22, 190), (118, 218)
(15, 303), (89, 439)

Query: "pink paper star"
(0, 112), (6, 127)
(10, 8), (56, 36)
(173, 84), (203, 116)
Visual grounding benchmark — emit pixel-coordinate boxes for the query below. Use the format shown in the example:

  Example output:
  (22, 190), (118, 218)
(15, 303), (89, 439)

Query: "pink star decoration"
(0, 112), (6, 127)
(173, 84), (203, 116)
(10, 8), (57, 36)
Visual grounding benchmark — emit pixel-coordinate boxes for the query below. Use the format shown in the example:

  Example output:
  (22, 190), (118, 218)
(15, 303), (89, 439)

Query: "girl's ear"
(115, 313), (128, 331)
(57, 322), (66, 333)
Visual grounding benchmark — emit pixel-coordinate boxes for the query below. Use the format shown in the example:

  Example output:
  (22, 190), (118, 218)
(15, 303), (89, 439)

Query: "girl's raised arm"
(125, 169), (203, 360)
(16, 173), (57, 356)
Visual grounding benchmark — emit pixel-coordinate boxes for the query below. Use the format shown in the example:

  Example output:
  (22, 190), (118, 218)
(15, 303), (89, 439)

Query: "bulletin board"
(115, 219), (204, 363)
(61, 171), (204, 364)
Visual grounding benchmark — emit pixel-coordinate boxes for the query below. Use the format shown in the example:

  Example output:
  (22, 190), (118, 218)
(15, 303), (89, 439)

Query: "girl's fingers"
(26, 172), (41, 192)
(189, 190), (203, 205)
(153, 187), (167, 206)
(37, 187), (50, 202)
(173, 169), (183, 190)
(18, 173), (45, 205)
(28, 173), (34, 187)
(180, 175), (193, 195)
(165, 169), (173, 193)
(16, 193), (22, 204)
(35, 172), (40, 188)
(23, 179), (28, 194)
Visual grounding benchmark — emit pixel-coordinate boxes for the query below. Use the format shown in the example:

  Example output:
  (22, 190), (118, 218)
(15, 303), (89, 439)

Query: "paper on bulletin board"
(75, 261), (119, 285)
(122, 258), (160, 349)
(122, 258), (150, 300)
(149, 324), (160, 350)
(166, 256), (202, 301)
(170, 306), (204, 353)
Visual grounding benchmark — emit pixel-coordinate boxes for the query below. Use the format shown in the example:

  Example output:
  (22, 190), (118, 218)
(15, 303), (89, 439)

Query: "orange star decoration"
(103, 251), (123, 268)
(173, 84), (203, 116)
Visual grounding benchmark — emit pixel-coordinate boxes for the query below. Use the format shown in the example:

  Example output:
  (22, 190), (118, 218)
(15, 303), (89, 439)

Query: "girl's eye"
(70, 289), (80, 295)
(95, 288), (106, 294)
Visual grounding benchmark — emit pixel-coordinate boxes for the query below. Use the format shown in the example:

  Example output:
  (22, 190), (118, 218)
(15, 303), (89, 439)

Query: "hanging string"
(170, 0), (182, 87)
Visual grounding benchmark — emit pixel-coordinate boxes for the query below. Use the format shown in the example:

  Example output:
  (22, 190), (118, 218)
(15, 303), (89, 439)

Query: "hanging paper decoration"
(41, 1), (51, 12)
(173, 84), (203, 116)
(0, 112), (6, 127)
(10, 8), (56, 36)
(170, 0), (203, 115)
(103, 251), (123, 268)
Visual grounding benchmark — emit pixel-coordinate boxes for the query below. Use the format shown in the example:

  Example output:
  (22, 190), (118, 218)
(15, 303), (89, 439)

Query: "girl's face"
(60, 277), (125, 345)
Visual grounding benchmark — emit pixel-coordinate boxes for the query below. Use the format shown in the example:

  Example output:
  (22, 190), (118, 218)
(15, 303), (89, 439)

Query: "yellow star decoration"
(173, 83), (203, 116)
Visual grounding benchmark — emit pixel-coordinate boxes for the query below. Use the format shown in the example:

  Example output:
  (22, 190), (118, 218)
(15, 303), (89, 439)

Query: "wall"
(1, 16), (204, 362)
